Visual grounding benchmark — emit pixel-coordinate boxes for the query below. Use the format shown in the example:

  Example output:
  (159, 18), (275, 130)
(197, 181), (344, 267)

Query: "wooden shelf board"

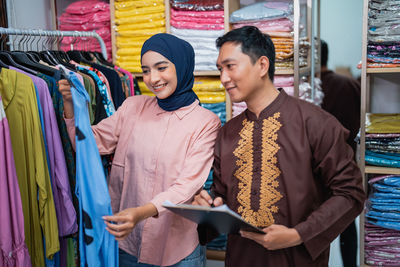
(276, 69), (294, 75)
(275, 66), (316, 76)
(367, 67), (400, 73)
(206, 249), (226, 261)
(365, 166), (400, 175)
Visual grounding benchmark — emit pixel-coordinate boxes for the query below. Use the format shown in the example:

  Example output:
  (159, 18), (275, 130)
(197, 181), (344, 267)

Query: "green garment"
(366, 113), (400, 133)
(0, 69), (60, 266)
(81, 74), (95, 124)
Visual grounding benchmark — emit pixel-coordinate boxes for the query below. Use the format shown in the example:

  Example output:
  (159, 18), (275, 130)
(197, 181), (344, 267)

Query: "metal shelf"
(367, 67), (400, 73)
(365, 166), (400, 175)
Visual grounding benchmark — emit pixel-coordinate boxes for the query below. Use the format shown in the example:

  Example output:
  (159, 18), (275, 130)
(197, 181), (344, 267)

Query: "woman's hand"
(240, 224), (302, 250)
(58, 79), (74, 119)
(103, 203), (158, 241)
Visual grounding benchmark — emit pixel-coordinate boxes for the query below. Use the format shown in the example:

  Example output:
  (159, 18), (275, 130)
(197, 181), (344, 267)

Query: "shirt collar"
(245, 88), (287, 121)
(156, 99), (199, 120)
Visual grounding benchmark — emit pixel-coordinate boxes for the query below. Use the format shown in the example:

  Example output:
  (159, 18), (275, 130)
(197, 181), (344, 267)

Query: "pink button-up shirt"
(65, 95), (220, 266)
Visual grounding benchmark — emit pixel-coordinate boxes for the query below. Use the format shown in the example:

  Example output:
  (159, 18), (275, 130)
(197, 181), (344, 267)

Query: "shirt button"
(254, 123), (259, 129)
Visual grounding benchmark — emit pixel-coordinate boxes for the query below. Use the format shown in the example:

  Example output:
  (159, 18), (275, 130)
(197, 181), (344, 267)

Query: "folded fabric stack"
(114, 0), (166, 72)
(367, 0), (400, 68)
(170, 0), (224, 71)
(365, 175), (400, 266)
(229, 1), (312, 71)
(365, 114), (400, 167)
(58, 1), (112, 60)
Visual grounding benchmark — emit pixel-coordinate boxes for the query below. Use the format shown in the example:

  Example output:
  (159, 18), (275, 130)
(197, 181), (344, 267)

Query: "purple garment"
(10, 67), (77, 237)
(0, 96), (32, 267)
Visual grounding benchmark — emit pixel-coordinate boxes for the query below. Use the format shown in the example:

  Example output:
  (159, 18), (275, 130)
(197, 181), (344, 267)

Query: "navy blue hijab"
(141, 33), (199, 111)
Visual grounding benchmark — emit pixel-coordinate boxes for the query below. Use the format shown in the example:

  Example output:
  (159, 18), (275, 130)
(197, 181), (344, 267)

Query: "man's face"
(216, 42), (261, 103)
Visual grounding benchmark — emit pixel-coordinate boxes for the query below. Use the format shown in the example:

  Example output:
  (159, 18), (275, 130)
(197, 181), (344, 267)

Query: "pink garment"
(171, 16), (224, 24)
(233, 18), (293, 32)
(0, 97), (32, 267)
(115, 66), (135, 96)
(64, 96), (220, 266)
(170, 9), (224, 18)
(58, 11), (110, 25)
(170, 20), (224, 30)
(65, 0), (109, 15)
(274, 75), (294, 87)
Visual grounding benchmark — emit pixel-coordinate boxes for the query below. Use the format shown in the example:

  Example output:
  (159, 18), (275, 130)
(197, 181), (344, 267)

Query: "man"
(320, 39), (361, 267)
(193, 26), (365, 266)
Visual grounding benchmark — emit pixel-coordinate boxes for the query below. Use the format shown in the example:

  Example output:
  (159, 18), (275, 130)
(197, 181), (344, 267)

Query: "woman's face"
(141, 51), (178, 99)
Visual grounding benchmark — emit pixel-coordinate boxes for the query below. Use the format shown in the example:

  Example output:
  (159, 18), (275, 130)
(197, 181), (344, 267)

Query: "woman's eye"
(142, 69), (149, 74)
(158, 66), (167, 71)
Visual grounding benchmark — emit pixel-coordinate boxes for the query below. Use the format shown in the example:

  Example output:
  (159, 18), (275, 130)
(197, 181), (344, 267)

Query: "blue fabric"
(68, 71), (118, 267)
(141, 33), (199, 111)
(119, 245), (205, 267)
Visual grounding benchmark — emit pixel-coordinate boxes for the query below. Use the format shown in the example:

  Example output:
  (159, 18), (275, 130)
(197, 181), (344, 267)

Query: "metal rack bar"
(0, 27), (108, 60)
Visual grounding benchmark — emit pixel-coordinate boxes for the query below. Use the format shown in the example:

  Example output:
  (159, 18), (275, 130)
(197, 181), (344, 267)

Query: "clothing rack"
(0, 27), (108, 60)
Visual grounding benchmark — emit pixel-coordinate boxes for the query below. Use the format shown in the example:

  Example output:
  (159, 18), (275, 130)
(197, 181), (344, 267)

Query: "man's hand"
(103, 203), (157, 241)
(240, 224), (302, 250)
(192, 190), (223, 207)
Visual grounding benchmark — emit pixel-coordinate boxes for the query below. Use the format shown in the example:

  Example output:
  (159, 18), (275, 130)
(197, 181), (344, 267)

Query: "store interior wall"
(3, 0), (397, 266)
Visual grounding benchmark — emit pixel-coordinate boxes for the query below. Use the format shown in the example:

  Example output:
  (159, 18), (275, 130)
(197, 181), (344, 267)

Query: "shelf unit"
(359, 0), (400, 266)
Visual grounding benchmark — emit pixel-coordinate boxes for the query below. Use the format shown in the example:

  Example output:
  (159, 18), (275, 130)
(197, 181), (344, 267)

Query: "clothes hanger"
(92, 51), (114, 67)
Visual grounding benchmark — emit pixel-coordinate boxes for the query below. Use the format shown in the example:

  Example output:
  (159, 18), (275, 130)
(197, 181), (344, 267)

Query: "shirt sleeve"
(64, 98), (130, 155)
(150, 116), (221, 214)
(294, 116), (366, 260)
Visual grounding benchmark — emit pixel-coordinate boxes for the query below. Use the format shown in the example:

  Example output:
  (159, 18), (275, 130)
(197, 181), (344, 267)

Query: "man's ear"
(258, 56), (270, 78)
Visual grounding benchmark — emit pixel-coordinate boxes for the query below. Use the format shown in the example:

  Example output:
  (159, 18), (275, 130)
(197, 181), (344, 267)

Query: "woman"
(59, 33), (220, 266)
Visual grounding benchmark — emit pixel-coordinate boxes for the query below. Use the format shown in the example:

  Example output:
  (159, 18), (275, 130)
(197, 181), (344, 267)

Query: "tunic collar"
(245, 88), (288, 121)
(156, 99), (200, 120)
(0, 68), (17, 111)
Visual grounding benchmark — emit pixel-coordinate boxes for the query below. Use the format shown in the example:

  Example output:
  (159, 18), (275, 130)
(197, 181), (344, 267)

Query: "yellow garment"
(116, 19), (165, 32)
(115, 5), (165, 18)
(0, 69), (60, 266)
(115, 12), (165, 25)
(115, 0), (164, 10)
(117, 63), (143, 73)
(195, 92), (226, 103)
(366, 113), (400, 133)
(193, 77), (224, 92)
(116, 55), (142, 62)
(117, 27), (166, 37)
(117, 48), (142, 56)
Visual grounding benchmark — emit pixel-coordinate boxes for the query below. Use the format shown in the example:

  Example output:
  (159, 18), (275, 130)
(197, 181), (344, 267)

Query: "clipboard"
(162, 201), (265, 234)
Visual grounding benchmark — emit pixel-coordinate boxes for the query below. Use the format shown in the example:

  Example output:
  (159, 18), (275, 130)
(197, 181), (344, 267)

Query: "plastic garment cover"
(170, 0), (224, 11)
(229, 2), (292, 23)
(66, 69), (118, 267)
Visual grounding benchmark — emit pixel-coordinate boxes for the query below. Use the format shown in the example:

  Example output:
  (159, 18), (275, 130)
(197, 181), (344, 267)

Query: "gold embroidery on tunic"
(234, 113), (282, 227)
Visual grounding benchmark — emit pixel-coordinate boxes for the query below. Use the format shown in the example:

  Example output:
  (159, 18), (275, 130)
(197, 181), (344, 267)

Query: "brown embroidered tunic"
(202, 90), (365, 267)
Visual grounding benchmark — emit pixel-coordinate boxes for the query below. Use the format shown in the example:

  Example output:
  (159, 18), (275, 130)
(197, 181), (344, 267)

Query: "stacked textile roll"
(367, 0), (400, 68)
(365, 114), (400, 168)
(365, 175), (400, 266)
(58, 0), (112, 60)
(170, 0), (224, 71)
(114, 0), (166, 72)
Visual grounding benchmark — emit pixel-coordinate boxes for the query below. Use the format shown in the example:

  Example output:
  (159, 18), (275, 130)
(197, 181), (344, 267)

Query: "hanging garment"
(10, 67), (77, 237)
(66, 69), (118, 267)
(0, 94), (32, 267)
(0, 68), (60, 267)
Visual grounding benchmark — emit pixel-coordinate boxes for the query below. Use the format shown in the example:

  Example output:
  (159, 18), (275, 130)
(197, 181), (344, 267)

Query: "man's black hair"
(216, 26), (275, 81)
(321, 39), (328, 67)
